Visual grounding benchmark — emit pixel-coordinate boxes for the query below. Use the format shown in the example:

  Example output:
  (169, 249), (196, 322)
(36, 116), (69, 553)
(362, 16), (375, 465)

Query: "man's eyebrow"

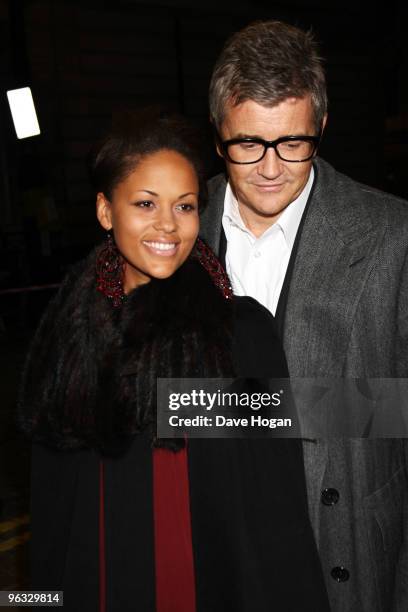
(232, 133), (314, 140)
(233, 132), (263, 139)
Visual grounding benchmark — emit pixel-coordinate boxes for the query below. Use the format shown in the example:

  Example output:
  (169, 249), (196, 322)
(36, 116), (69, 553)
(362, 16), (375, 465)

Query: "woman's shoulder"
(231, 296), (288, 378)
(232, 295), (281, 341)
(232, 294), (276, 323)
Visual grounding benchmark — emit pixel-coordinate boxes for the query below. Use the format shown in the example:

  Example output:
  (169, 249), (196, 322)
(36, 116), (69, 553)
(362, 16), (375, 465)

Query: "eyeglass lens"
(227, 139), (315, 163)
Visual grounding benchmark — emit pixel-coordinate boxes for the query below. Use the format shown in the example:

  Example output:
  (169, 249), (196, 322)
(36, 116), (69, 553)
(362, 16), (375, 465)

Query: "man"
(200, 20), (408, 612)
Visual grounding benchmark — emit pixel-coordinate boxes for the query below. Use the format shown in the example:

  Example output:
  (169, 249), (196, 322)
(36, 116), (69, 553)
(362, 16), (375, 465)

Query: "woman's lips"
(142, 240), (179, 256)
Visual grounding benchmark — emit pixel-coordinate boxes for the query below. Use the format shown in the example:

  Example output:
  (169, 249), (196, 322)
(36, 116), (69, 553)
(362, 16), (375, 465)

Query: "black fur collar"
(18, 244), (235, 455)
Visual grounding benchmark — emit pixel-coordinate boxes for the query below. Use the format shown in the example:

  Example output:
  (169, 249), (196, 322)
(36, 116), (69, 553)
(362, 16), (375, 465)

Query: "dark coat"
(23, 249), (329, 611)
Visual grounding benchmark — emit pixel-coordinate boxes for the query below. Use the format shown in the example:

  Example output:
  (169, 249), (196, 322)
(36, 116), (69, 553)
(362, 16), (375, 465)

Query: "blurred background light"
(6, 87), (40, 140)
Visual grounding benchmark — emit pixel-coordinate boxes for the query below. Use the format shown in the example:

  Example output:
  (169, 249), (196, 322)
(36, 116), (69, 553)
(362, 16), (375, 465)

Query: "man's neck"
(238, 206), (283, 238)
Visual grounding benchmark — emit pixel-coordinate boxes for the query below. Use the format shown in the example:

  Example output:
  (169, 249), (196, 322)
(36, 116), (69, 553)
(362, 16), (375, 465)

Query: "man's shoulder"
(200, 173), (227, 247)
(207, 172), (227, 203)
(315, 157), (408, 227)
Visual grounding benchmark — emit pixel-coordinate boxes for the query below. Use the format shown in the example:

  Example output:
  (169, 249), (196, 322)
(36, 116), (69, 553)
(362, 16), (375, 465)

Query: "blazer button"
(331, 566), (350, 582)
(321, 488), (339, 505)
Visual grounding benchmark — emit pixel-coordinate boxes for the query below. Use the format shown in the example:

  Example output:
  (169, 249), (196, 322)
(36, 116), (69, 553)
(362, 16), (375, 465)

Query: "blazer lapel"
(283, 159), (386, 377)
(274, 174), (317, 340)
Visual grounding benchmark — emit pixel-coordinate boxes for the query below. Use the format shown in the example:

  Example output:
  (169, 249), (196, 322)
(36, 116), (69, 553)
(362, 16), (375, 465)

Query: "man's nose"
(257, 147), (282, 179)
(153, 209), (177, 232)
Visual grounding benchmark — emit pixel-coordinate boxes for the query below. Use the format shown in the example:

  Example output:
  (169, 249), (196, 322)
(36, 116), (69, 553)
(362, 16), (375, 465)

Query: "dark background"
(0, 0), (407, 315)
(0, 0), (407, 592)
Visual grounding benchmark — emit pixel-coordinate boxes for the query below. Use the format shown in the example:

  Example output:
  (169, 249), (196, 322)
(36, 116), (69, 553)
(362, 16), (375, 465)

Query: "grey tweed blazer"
(200, 157), (408, 612)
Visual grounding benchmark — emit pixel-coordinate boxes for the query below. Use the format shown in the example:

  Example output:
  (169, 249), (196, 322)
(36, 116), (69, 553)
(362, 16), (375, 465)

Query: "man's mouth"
(253, 183), (285, 192)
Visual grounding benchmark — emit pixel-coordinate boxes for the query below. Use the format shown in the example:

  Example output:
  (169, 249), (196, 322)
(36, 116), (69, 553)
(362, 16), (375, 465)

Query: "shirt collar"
(222, 166), (315, 247)
(223, 182), (247, 233)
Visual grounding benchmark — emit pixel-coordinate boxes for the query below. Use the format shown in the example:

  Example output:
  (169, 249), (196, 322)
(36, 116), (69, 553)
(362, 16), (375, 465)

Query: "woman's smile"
(142, 240), (180, 256)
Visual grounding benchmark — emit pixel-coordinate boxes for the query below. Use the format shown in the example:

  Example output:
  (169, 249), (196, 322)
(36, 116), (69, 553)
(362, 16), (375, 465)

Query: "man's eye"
(281, 141), (302, 149)
(239, 142), (260, 150)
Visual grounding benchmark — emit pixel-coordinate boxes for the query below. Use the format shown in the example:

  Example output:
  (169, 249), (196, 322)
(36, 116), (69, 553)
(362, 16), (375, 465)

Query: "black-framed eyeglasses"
(218, 134), (321, 164)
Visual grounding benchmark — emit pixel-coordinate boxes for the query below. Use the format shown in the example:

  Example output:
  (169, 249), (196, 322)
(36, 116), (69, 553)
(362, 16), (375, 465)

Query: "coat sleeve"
(393, 250), (408, 611)
(393, 490), (408, 612)
(17, 258), (88, 440)
(396, 247), (408, 377)
(30, 443), (100, 610)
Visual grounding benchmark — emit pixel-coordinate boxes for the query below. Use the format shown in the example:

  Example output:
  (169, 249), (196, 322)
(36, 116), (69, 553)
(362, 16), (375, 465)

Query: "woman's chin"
(150, 265), (182, 280)
(124, 265), (183, 291)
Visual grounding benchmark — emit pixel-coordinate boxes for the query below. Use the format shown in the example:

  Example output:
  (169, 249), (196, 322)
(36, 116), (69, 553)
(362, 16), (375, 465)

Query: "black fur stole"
(17, 244), (235, 455)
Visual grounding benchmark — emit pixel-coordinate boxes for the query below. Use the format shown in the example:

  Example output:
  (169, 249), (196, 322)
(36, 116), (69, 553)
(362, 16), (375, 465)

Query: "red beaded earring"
(96, 232), (125, 307)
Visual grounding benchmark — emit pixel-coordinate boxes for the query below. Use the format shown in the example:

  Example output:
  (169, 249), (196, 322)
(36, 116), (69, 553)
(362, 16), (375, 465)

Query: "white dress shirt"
(222, 168), (315, 315)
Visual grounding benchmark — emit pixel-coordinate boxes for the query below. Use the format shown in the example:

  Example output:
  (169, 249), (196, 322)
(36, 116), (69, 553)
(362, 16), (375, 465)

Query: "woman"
(18, 110), (329, 611)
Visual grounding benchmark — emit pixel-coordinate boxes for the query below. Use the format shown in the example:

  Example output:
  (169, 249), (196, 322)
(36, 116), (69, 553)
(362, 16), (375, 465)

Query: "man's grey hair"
(209, 20), (327, 132)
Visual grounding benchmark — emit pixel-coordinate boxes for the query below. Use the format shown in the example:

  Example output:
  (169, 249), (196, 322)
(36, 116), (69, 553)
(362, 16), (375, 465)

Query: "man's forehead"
(220, 96), (315, 135)
(227, 95), (305, 110)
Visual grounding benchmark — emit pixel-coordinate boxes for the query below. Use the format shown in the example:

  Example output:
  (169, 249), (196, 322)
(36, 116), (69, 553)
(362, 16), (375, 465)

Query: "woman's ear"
(96, 192), (113, 230)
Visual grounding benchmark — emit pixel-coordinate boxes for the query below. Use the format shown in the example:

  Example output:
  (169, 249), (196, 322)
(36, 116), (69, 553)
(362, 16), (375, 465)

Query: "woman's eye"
(135, 200), (154, 208)
(176, 203), (196, 212)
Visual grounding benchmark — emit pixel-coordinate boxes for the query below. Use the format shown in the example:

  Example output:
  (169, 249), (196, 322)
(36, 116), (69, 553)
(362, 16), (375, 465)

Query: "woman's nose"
(153, 209), (177, 233)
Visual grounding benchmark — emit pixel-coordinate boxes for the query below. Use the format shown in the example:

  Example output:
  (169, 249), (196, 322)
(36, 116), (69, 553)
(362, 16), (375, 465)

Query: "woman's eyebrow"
(135, 189), (159, 196)
(134, 190), (198, 198)
(178, 192), (198, 199)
